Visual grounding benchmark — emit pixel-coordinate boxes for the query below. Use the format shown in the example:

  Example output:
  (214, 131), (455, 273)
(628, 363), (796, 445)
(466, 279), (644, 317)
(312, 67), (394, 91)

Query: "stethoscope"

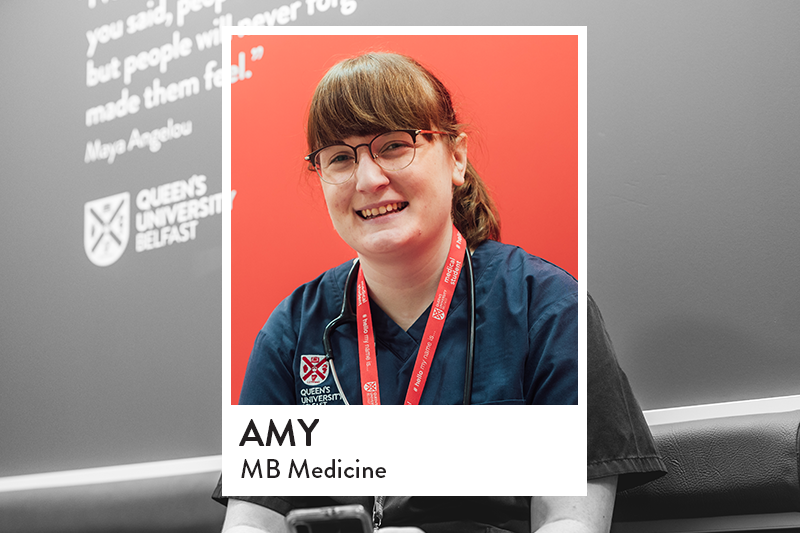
(322, 251), (476, 405)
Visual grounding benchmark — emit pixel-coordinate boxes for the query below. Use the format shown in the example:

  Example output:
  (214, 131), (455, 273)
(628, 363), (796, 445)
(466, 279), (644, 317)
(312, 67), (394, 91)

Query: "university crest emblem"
(84, 192), (130, 267)
(300, 355), (329, 386)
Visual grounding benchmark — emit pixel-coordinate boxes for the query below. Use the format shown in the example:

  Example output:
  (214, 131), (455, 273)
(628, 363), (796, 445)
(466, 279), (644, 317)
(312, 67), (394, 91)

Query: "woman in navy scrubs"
(237, 52), (578, 407)
(217, 52), (665, 532)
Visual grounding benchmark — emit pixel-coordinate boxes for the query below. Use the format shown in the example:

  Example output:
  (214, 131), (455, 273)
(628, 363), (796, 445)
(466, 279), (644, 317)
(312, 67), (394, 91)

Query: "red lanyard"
(356, 225), (466, 405)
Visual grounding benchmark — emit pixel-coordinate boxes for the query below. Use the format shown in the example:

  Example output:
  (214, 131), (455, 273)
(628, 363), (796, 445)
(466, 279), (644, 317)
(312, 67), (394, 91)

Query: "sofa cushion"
(614, 410), (800, 522)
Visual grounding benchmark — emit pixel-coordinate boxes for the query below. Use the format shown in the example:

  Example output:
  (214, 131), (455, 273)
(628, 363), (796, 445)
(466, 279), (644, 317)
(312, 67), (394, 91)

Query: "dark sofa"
(1, 410), (797, 532)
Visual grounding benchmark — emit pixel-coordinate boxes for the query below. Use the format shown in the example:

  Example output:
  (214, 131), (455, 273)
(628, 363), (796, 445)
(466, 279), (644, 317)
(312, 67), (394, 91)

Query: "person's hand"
(531, 476), (618, 533)
(222, 500), (286, 533)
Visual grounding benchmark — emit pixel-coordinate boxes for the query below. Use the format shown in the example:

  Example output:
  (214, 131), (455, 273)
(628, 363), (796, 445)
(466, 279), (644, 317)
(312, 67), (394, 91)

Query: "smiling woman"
(228, 35), (582, 407)
(219, 42), (664, 533)
(235, 51), (578, 407)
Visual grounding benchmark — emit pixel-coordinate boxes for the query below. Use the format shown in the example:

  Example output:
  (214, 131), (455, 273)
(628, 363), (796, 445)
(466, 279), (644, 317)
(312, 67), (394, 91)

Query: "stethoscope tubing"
(323, 259), (360, 406)
(462, 249), (475, 405)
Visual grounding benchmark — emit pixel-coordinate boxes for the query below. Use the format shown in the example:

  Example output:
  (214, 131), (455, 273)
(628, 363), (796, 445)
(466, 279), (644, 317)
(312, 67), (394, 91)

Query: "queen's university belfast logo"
(84, 192), (130, 267)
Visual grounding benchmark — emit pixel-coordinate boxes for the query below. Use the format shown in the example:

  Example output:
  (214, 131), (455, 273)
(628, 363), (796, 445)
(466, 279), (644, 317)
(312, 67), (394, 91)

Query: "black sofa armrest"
(613, 410), (800, 522)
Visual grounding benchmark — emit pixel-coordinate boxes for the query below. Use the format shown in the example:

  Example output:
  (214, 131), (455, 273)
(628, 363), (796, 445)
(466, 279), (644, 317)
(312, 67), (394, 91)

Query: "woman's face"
(320, 132), (467, 262)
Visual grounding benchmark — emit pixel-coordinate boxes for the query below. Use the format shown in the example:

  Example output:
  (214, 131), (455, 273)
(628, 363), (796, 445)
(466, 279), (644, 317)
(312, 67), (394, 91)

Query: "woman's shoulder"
(471, 239), (577, 328)
(474, 239), (577, 291)
(288, 259), (355, 299)
(263, 259), (356, 329)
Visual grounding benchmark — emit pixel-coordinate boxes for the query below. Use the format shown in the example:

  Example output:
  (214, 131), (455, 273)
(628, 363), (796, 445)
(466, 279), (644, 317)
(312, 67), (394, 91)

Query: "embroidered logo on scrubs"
(363, 381), (377, 393)
(300, 355), (329, 386)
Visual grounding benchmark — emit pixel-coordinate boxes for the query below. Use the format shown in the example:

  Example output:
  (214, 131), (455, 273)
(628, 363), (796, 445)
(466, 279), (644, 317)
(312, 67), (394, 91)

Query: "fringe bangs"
(308, 54), (443, 150)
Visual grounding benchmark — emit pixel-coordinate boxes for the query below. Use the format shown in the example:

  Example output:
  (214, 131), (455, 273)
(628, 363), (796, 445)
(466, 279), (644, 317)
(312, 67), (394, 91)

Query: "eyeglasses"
(305, 129), (452, 185)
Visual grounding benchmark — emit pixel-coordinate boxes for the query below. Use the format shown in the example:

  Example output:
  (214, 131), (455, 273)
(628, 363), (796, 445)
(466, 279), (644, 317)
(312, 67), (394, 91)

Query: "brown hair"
(306, 52), (500, 248)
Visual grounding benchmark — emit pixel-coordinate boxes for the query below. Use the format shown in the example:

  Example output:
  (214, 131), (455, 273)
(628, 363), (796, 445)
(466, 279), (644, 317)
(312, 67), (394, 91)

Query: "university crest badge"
(84, 192), (130, 267)
(300, 355), (329, 386)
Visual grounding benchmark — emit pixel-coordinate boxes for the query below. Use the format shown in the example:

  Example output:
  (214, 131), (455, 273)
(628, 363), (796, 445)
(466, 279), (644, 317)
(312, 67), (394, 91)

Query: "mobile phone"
(285, 504), (373, 533)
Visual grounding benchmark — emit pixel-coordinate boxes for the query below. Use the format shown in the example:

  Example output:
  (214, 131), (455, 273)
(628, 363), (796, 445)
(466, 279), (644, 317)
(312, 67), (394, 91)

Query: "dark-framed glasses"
(305, 129), (452, 185)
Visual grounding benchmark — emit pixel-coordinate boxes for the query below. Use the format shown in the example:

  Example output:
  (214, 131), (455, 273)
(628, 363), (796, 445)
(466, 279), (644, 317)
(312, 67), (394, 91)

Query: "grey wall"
(1, 0), (798, 478)
(583, 2), (800, 408)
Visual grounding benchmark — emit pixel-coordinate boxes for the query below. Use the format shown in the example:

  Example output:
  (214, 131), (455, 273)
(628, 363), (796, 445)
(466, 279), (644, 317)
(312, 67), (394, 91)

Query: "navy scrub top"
(238, 239), (578, 406)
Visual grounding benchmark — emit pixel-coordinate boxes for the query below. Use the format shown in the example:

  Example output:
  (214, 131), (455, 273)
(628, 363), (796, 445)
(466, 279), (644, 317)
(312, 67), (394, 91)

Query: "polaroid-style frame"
(222, 27), (586, 496)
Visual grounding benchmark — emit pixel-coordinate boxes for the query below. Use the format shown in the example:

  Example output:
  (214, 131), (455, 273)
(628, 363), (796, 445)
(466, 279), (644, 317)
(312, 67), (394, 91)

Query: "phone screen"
(293, 518), (368, 533)
(286, 505), (373, 533)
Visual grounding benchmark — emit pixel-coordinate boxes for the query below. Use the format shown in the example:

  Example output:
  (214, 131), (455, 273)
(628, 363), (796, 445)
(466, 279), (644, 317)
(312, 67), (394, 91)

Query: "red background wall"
(230, 34), (578, 403)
